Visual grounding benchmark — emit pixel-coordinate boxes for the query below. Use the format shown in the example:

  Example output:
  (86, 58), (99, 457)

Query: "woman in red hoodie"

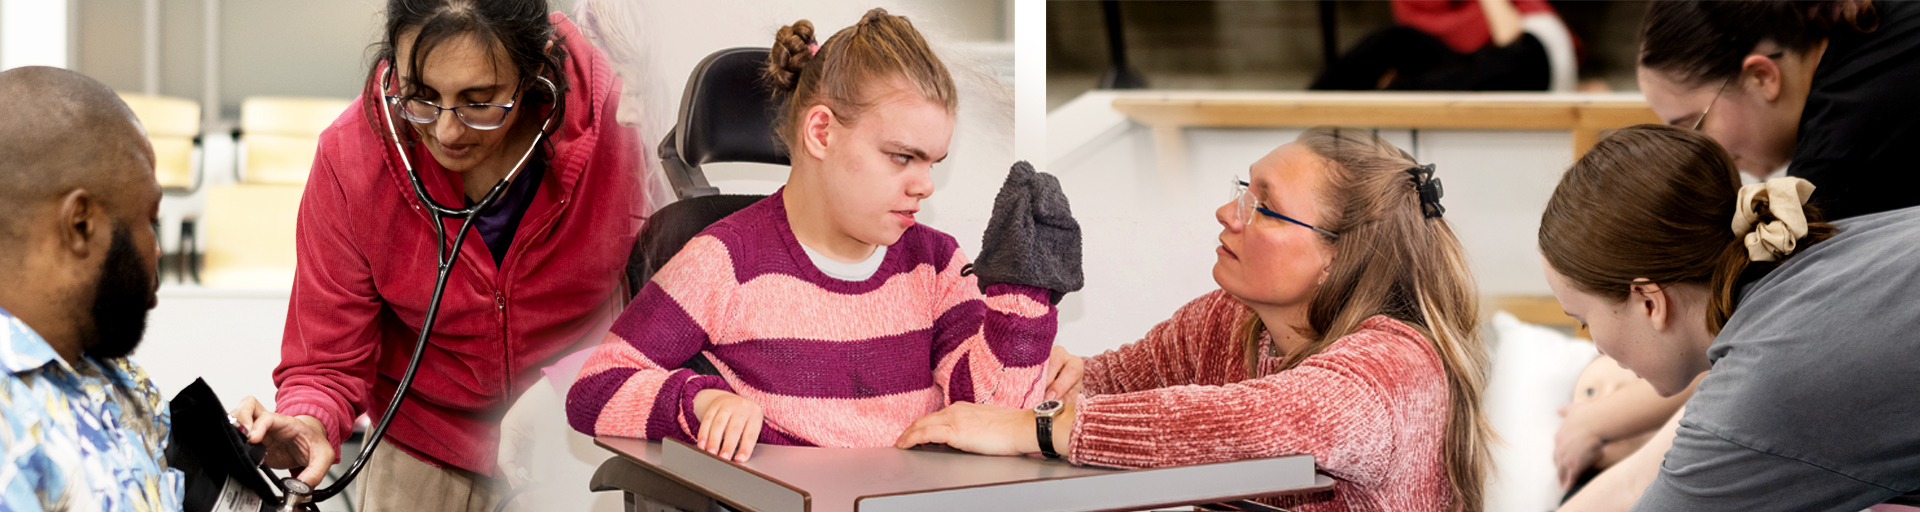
(227, 1), (649, 510)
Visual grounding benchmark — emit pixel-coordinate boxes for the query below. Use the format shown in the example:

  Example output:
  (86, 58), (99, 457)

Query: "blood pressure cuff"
(167, 378), (276, 512)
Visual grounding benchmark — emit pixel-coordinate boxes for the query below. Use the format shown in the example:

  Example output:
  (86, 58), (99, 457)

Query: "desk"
(592, 436), (1335, 512)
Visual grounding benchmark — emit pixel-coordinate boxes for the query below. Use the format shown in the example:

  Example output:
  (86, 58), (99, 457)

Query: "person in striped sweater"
(565, 9), (1081, 463)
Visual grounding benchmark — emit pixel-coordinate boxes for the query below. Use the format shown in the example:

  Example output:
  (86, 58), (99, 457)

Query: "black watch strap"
(1037, 415), (1059, 459)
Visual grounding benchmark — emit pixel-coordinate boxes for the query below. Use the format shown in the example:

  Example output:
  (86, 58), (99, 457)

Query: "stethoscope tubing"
(286, 66), (558, 504)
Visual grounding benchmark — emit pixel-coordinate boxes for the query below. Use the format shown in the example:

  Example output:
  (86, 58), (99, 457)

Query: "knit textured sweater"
(1071, 290), (1452, 512)
(566, 191), (1054, 446)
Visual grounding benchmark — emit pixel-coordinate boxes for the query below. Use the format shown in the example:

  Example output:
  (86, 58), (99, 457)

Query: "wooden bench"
(1105, 92), (1662, 174)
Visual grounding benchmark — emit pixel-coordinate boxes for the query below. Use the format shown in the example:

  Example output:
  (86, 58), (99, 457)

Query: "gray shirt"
(1634, 206), (1920, 511)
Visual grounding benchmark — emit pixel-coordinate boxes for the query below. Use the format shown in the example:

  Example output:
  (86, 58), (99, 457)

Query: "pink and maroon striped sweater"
(566, 191), (1055, 447)
(1071, 290), (1454, 512)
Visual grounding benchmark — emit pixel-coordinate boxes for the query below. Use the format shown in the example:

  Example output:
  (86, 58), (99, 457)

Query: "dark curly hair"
(360, 0), (570, 150)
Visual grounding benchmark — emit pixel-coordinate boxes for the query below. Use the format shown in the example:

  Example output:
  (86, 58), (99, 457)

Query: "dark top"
(1632, 206), (1920, 511)
(1789, 0), (1920, 221)
(465, 157), (545, 266)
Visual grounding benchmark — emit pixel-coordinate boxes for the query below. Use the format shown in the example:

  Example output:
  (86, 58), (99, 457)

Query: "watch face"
(1033, 399), (1063, 416)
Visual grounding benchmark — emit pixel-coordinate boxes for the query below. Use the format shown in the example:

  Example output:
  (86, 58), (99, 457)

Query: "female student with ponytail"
(1539, 124), (1920, 510)
(566, 8), (1078, 462)
(1557, 1), (1920, 504)
(901, 127), (1493, 512)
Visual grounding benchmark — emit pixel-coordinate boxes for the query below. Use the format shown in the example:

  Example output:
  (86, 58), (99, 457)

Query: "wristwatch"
(1033, 399), (1064, 459)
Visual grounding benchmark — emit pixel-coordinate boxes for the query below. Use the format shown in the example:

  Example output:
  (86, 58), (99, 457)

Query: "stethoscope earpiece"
(299, 60), (559, 506)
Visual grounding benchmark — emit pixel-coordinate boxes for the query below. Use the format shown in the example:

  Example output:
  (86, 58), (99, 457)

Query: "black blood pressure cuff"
(167, 378), (276, 512)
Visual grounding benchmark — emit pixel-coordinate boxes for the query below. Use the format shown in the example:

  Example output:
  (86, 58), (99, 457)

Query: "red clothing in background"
(1071, 290), (1454, 512)
(271, 12), (647, 474)
(1395, 0), (1559, 54)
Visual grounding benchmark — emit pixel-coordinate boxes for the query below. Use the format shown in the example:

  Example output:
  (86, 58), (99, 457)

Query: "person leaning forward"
(0, 66), (179, 512)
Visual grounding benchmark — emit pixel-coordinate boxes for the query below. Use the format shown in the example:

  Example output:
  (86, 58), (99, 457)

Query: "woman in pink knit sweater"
(900, 127), (1493, 512)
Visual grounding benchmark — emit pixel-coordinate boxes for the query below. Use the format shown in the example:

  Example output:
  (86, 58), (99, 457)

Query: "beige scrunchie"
(1731, 177), (1817, 262)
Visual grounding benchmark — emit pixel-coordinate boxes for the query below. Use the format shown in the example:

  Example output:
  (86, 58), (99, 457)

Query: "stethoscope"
(266, 65), (558, 511)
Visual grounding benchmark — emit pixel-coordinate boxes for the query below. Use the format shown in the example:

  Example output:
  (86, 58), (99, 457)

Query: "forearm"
(1567, 374), (1699, 442)
(1480, 0), (1523, 47)
(977, 284), (1058, 378)
(1559, 407), (1682, 512)
(566, 333), (730, 439)
(1595, 430), (1655, 468)
(1079, 292), (1240, 396)
(934, 283), (1054, 407)
(1066, 366), (1385, 469)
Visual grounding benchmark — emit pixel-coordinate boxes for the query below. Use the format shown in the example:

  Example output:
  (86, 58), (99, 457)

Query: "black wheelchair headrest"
(674, 47), (789, 168)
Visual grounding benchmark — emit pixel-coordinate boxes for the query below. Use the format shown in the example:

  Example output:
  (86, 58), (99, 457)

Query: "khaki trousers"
(354, 447), (503, 512)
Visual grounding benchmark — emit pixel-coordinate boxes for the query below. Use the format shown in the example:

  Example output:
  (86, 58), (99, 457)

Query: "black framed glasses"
(384, 85), (523, 130)
(1231, 177), (1339, 241)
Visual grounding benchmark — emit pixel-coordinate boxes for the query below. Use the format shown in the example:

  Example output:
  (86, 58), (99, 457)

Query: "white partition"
(140, 285), (289, 412)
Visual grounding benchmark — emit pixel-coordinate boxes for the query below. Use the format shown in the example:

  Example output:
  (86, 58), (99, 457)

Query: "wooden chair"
(198, 184), (305, 289)
(118, 93), (202, 192)
(237, 96), (352, 185)
(1490, 294), (1588, 339)
(197, 96), (348, 288)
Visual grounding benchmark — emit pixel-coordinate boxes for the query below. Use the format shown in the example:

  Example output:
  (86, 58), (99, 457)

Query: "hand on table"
(230, 396), (335, 487)
(693, 389), (764, 462)
(894, 402), (1037, 456)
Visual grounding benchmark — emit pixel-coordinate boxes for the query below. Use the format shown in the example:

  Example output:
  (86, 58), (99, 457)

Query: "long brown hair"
(1540, 124), (1836, 335)
(763, 8), (957, 155)
(1244, 127), (1490, 512)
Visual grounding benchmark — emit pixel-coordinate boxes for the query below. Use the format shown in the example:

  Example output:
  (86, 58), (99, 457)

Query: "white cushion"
(1484, 311), (1599, 512)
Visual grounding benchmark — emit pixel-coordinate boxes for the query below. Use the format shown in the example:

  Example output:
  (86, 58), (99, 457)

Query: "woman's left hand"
(894, 402), (1039, 456)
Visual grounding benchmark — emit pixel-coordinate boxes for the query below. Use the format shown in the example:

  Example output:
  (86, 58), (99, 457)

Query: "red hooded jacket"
(272, 12), (646, 474)
(1394, 0), (1561, 54)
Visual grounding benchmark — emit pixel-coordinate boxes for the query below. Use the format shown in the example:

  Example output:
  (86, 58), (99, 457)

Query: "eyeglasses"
(1690, 52), (1785, 132)
(1691, 76), (1732, 131)
(1231, 177), (1339, 241)
(384, 85), (523, 130)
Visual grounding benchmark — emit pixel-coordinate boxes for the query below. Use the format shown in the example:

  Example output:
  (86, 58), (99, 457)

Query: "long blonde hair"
(1243, 127), (1492, 512)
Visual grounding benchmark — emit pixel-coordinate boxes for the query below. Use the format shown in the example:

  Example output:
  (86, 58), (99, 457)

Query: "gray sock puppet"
(966, 161), (1083, 303)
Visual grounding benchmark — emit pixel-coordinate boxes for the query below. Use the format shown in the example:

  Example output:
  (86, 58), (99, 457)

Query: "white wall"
(0, 0), (69, 70)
